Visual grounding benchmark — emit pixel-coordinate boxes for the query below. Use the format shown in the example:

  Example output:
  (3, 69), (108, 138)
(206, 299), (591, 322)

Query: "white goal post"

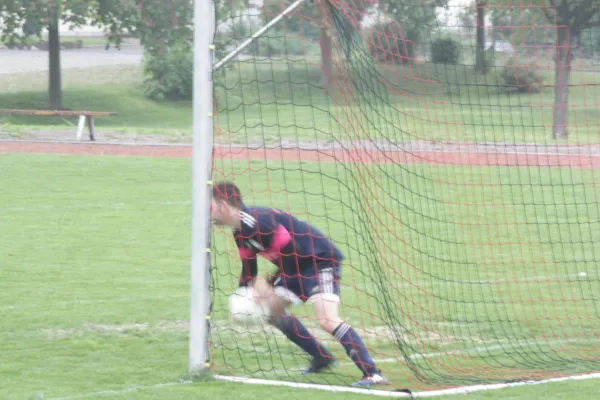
(189, 0), (308, 376)
(188, 0), (215, 375)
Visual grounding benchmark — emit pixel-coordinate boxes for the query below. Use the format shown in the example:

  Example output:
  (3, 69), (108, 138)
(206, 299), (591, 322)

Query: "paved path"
(0, 46), (143, 75)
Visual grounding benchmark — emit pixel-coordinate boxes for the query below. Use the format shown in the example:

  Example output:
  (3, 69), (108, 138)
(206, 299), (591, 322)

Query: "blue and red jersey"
(233, 205), (344, 286)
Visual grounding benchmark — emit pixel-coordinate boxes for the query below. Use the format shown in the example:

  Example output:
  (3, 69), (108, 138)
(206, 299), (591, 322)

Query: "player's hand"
(253, 277), (271, 303)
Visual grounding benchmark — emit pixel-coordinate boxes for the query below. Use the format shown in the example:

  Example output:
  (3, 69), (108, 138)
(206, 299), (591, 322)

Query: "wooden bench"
(0, 109), (118, 141)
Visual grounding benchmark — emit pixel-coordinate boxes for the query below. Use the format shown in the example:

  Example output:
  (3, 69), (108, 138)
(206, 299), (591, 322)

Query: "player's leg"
(253, 276), (335, 372)
(308, 264), (389, 387)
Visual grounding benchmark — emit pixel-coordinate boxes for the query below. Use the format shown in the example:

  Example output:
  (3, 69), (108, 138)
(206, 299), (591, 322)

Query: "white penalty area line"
(44, 371), (600, 400)
(44, 337), (600, 400)
(214, 372), (600, 398)
(47, 337), (600, 399)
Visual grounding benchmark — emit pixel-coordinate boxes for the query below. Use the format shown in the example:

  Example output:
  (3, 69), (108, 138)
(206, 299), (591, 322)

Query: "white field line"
(213, 372), (600, 398)
(42, 337), (600, 400)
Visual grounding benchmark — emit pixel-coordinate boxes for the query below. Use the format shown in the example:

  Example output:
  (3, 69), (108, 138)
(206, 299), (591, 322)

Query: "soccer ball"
(228, 286), (270, 326)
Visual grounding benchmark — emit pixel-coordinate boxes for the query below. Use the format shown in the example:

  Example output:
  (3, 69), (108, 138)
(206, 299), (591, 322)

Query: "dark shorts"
(270, 262), (341, 304)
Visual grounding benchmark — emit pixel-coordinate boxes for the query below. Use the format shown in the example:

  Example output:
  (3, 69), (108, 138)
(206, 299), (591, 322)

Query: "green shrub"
(143, 44), (193, 101)
(500, 57), (545, 92)
(430, 37), (461, 64)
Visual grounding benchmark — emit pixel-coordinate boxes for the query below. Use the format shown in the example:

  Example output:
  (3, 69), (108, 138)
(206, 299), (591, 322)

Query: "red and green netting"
(208, 0), (600, 391)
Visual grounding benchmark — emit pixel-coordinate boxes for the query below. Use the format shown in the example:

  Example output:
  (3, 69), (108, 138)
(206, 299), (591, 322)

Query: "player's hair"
(212, 181), (244, 208)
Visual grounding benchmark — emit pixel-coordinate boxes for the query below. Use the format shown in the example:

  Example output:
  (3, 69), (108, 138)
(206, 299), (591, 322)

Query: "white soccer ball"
(228, 286), (270, 326)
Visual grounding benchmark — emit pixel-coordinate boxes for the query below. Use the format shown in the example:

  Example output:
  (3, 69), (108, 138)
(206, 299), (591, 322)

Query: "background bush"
(144, 44), (193, 101)
(500, 56), (545, 92)
(430, 37), (461, 64)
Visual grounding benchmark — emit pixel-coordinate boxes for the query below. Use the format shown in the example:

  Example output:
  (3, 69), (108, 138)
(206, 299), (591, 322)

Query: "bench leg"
(87, 116), (95, 141)
(76, 115), (86, 141)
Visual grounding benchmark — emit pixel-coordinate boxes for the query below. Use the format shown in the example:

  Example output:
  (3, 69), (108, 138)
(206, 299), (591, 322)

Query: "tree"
(457, 5), (475, 29)
(509, 7), (550, 51)
(0, 0), (136, 109)
(454, 1), (487, 73)
(317, 0), (365, 91)
(257, 0), (321, 58)
(269, 0), (449, 90)
(378, 0), (449, 56)
(133, 0), (193, 56)
(475, 0), (487, 74)
(542, 0), (600, 139)
(261, 0), (370, 91)
(140, 0), (251, 100)
(0, 0), (200, 106)
(579, 26), (600, 56)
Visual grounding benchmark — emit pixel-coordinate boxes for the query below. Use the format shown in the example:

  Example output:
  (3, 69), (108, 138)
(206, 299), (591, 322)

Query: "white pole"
(76, 115), (86, 141)
(189, 0), (214, 375)
(213, 0), (307, 71)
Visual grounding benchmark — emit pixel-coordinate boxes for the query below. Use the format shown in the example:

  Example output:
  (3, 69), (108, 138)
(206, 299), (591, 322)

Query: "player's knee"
(311, 294), (342, 334)
(317, 316), (342, 334)
(314, 313), (343, 334)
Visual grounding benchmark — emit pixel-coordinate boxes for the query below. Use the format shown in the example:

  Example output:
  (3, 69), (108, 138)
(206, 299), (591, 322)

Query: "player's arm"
(235, 238), (258, 287)
(241, 210), (294, 283)
(254, 212), (293, 261)
(256, 213), (298, 287)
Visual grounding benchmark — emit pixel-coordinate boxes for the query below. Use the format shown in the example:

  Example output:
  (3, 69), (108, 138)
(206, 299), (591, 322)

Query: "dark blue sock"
(333, 322), (378, 376)
(270, 312), (333, 359)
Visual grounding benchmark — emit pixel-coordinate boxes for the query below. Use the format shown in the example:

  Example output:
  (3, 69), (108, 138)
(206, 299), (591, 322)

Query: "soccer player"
(210, 181), (389, 387)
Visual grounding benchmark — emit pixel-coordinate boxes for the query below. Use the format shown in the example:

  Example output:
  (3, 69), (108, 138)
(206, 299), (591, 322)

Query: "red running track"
(0, 141), (599, 169)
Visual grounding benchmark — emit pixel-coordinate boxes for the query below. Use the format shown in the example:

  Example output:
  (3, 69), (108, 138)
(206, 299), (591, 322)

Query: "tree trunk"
(320, 26), (333, 91)
(48, 13), (63, 109)
(552, 27), (572, 139)
(475, 1), (487, 74)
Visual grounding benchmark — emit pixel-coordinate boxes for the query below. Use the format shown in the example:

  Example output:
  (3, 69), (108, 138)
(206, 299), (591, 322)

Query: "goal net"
(209, 0), (600, 391)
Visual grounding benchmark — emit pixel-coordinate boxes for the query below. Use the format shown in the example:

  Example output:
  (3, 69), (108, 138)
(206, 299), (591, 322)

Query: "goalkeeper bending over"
(210, 181), (389, 387)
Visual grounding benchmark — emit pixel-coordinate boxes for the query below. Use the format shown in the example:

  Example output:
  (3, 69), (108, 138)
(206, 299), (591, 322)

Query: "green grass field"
(0, 31), (599, 398)
(1, 60), (599, 143)
(0, 65), (193, 136)
(1, 152), (599, 399)
(214, 61), (600, 144)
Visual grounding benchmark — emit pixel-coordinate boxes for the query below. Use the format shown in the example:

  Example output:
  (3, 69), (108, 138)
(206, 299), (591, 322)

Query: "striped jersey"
(233, 205), (344, 286)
